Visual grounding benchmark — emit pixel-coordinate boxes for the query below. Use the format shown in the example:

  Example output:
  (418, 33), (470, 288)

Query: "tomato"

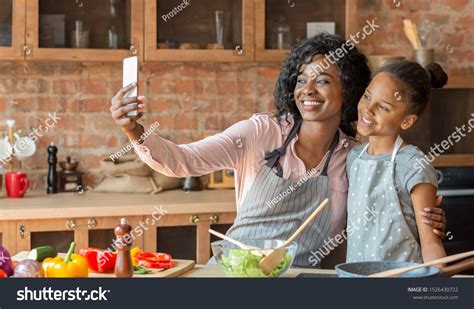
(0, 269), (8, 278)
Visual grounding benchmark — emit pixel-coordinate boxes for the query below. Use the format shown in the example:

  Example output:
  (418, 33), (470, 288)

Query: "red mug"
(5, 172), (30, 198)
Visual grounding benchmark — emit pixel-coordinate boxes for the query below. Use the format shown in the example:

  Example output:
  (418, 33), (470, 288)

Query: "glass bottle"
(271, 16), (292, 50)
(105, 0), (124, 49)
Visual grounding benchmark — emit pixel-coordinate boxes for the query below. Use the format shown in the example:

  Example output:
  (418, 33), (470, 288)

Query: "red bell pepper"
(79, 248), (117, 273)
(0, 269), (8, 278)
(135, 252), (174, 269)
(138, 259), (174, 269)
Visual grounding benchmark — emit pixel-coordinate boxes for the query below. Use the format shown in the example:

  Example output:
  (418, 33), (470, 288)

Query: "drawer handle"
(19, 225), (30, 239)
(190, 215), (219, 224)
(66, 219), (97, 229)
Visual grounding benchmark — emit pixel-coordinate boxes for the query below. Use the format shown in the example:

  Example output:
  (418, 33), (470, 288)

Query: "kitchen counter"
(0, 190), (237, 263)
(181, 265), (338, 278)
(0, 189), (236, 220)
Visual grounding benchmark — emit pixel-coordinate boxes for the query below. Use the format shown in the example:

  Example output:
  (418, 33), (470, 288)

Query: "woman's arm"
(134, 118), (258, 177)
(411, 183), (446, 266)
(110, 83), (262, 177)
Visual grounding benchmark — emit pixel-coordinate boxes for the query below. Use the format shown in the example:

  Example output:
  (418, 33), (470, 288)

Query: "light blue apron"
(346, 136), (422, 263)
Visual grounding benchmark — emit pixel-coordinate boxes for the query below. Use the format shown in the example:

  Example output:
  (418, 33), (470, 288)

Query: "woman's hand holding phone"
(110, 83), (146, 141)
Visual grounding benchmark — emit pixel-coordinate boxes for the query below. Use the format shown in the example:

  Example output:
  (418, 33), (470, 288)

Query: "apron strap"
(264, 117), (303, 177)
(358, 135), (404, 162)
(391, 135), (404, 162)
(357, 143), (369, 159)
(320, 131), (340, 177)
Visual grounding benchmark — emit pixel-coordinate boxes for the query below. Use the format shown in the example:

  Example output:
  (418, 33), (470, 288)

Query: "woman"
(110, 33), (446, 268)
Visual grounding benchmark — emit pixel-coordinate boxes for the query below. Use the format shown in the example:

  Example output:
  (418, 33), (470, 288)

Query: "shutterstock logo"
(17, 287), (110, 302)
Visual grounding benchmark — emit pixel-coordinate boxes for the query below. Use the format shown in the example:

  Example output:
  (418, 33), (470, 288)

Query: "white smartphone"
(122, 56), (139, 117)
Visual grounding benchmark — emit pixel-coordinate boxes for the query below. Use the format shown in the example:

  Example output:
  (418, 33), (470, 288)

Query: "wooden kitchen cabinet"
(14, 216), (145, 253)
(144, 0), (254, 62)
(22, 0), (144, 61)
(0, 190), (237, 264)
(0, 0), (26, 60)
(255, 0), (357, 62)
(142, 212), (236, 264)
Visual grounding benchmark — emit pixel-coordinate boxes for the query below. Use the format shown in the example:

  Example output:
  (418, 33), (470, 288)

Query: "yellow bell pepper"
(131, 246), (142, 266)
(43, 242), (88, 278)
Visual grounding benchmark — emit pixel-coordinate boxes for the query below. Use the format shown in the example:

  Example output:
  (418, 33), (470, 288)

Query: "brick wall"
(1, 0), (472, 190)
(0, 62), (281, 189)
(356, 0), (474, 79)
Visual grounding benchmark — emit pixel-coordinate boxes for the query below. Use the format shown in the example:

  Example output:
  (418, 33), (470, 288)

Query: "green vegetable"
(219, 249), (292, 278)
(133, 265), (152, 275)
(27, 246), (57, 262)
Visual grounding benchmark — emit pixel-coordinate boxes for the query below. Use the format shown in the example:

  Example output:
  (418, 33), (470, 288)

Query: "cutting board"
(12, 251), (195, 278)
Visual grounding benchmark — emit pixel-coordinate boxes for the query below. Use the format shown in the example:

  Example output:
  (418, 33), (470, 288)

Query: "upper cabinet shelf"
(0, 0), (26, 60)
(0, 0), (473, 89)
(256, 0), (357, 62)
(144, 0), (254, 62)
(24, 0), (144, 61)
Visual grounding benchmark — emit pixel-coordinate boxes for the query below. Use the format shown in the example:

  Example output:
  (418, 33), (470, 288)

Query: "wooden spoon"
(208, 229), (269, 257)
(412, 23), (423, 49)
(403, 19), (420, 49)
(208, 229), (258, 250)
(369, 251), (474, 278)
(258, 198), (330, 274)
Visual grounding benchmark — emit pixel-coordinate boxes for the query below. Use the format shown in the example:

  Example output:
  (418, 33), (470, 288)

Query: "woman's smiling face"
(357, 72), (415, 137)
(293, 55), (343, 124)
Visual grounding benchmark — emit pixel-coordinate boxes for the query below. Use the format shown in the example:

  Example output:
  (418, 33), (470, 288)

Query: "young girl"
(346, 60), (447, 263)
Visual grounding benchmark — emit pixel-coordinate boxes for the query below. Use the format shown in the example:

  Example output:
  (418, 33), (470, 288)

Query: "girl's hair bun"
(426, 62), (448, 88)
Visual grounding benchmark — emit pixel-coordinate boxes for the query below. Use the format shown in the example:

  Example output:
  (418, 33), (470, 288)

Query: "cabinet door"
(16, 216), (144, 253)
(0, 0), (26, 60)
(0, 221), (17, 254)
(255, 0), (356, 62)
(88, 216), (144, 250)
(24, 0), (144, 61)
(16, 219), (76, 253)
(144, 0), (254, 62)
(144, 212), (235, 264)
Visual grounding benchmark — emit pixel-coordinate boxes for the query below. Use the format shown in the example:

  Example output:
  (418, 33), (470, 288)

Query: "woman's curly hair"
(273, 33), (371, 137)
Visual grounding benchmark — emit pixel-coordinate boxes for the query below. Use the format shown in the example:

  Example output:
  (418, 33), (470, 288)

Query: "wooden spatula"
(258, 198), (330, 274)
(403, 19), (420, 49)
(369, 251), (474, 278)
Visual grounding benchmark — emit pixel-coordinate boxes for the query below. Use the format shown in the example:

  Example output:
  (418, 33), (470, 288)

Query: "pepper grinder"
(47, 142), (58, 194)
(114, 218), (134, 278)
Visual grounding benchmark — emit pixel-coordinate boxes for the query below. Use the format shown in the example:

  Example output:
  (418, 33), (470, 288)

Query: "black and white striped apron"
(225, 118), (337, 267)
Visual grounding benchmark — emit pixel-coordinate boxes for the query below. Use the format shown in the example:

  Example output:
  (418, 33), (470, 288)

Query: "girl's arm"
(411, 183), (447, 266)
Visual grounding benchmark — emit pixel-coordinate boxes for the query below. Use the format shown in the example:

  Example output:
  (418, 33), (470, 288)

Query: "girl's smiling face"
(294, 55), (343, 123)
(357, 72), (417, 137)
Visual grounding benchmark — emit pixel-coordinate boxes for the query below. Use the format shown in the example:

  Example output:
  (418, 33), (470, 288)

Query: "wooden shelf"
(445, 76), (474, 89)
(433, 154), (474, 167)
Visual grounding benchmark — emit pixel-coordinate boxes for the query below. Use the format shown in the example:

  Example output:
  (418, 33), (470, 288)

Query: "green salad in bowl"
(211, 239), (297, 278)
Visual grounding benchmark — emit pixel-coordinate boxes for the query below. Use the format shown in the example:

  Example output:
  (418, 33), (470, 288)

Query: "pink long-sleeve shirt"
(134, 112), (355, 237)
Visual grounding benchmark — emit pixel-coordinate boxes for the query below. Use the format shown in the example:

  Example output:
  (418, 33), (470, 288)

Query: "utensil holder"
(413, 48), (434, 68)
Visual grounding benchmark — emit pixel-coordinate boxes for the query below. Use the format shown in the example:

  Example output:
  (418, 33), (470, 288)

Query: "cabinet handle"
(130, 44), (138, 55)
(66, 219), (97, 229)
(22, 44), (31, 56)
(19, 225), (27, 239)
(190, 215), (219, 224)
(234, 45), (244, 56)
